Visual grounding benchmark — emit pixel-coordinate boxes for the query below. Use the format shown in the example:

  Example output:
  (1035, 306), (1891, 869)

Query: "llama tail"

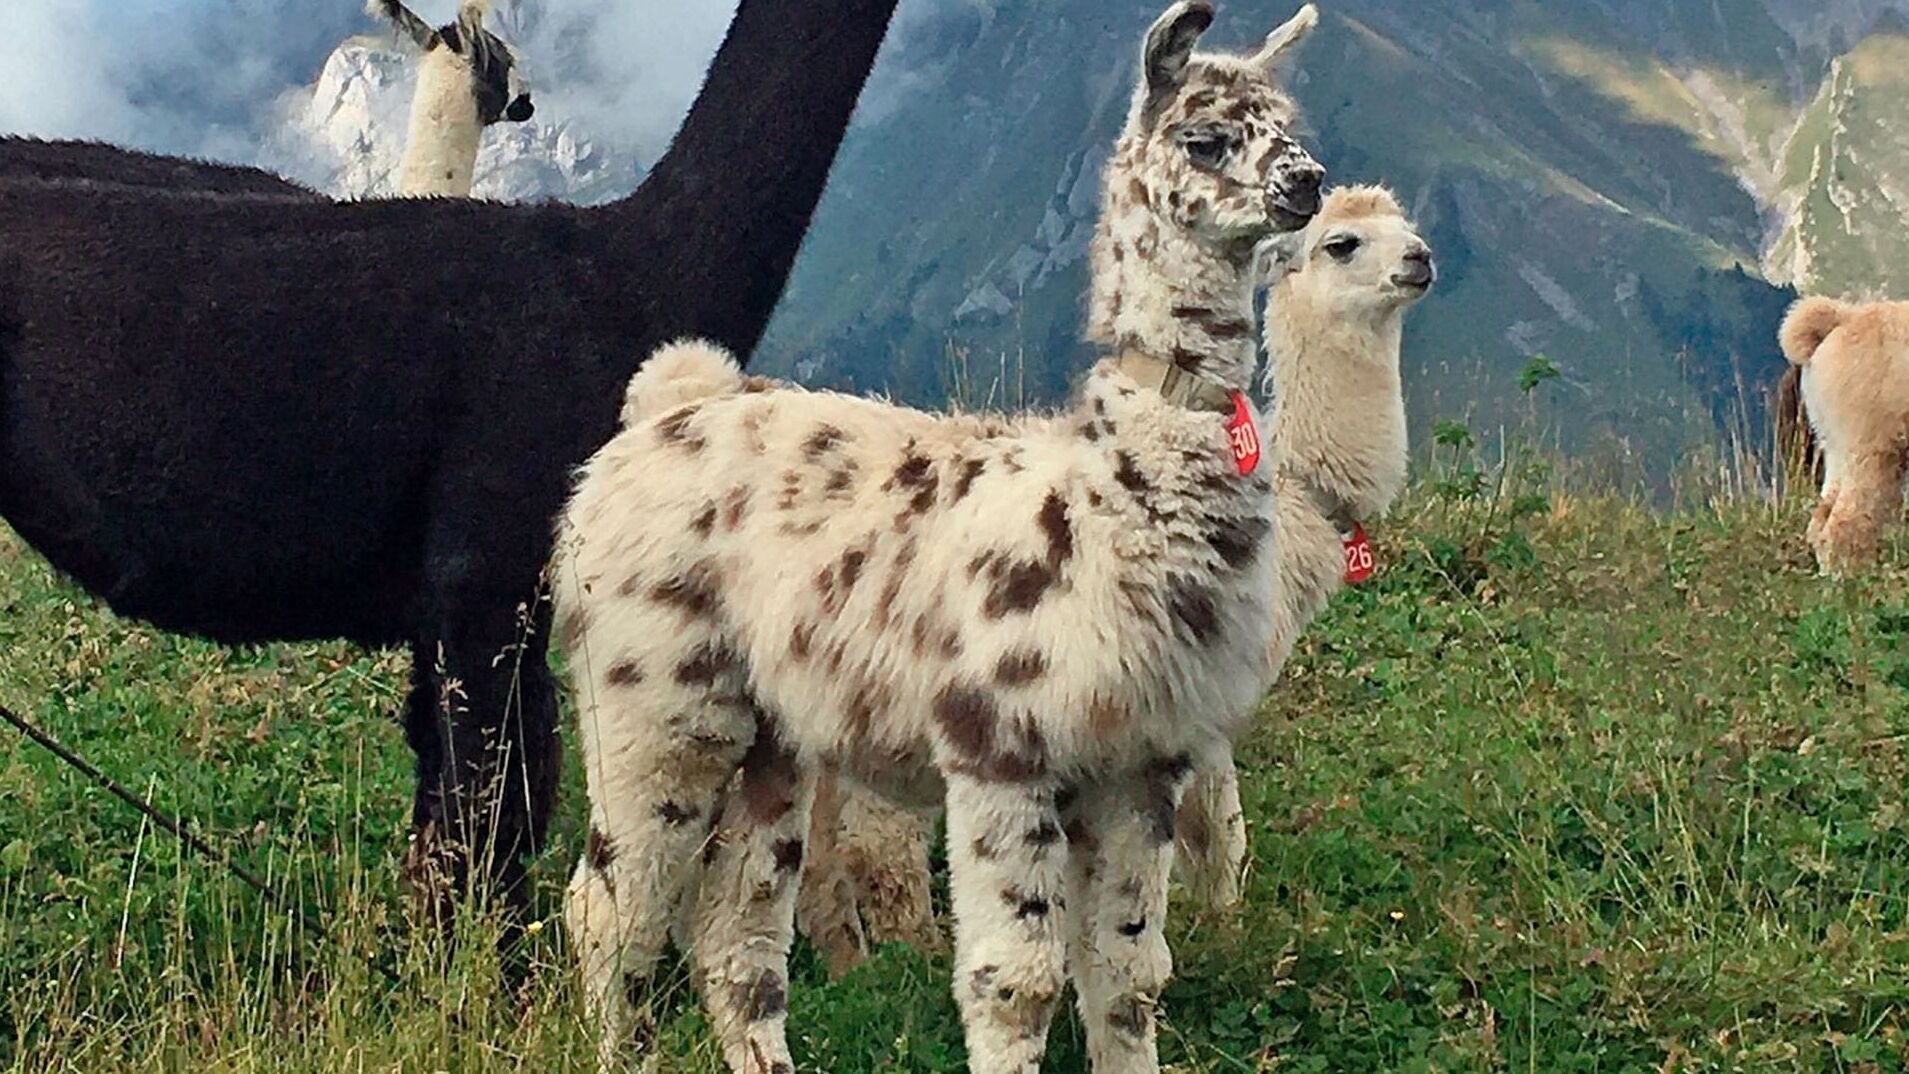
(1780, 296), (1848, 366)
(1774, 363), (1820, 481)
(621, 339), (745, 427)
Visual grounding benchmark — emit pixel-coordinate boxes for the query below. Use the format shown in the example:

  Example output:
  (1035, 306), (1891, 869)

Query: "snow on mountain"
(265, 14), (645, 204)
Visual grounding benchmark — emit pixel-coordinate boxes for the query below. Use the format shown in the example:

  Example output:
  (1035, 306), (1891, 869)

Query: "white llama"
(555, 2), (1325, 1071)
(1177, 184), (1434, 905)
(1779, 296), (1909, 574)
(366, 0), (534, 197)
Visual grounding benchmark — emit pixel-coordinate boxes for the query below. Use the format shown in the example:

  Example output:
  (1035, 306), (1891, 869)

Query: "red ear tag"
(1224, 391), (1261, 476)
(1343, 524), (1376, 584)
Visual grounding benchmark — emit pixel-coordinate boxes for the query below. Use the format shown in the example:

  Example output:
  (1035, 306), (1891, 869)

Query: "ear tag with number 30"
(1224, 392), (1261, 476)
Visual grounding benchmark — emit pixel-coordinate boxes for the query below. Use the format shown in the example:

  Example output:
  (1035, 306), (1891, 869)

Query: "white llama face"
(1134, 2), (1325, 248)
(1290, 193), (1435, 315)
(372, 0), (535, 125)
(439, 16), (535, 126)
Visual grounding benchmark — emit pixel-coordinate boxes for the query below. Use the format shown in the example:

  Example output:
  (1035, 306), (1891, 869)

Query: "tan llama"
(795, 770), (941, 976)
(554, 3), (1325, 1071)
(1780, 296), (1909, 574)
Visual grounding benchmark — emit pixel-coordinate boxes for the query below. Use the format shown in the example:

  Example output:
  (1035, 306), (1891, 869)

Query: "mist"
(2, 0), (368, 162)
(2, 0), (959, 176)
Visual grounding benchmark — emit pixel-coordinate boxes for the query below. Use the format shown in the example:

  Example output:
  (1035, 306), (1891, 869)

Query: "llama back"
(1784, 299), (1909, 456)
(551, 340), (747, 643)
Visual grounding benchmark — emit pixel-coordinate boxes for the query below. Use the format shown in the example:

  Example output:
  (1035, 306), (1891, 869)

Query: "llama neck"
(398, 49), (483, 197)
(594, 0), (901, 359)
(1087, 192), (1258, 390)
(1267, 293), (1410, 526)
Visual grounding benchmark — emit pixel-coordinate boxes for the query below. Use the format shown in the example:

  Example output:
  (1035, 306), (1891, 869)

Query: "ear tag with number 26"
(1343, 524), (1376, 584)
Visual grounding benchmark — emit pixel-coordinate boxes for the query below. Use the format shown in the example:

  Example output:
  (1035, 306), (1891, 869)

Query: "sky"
(2, 0), (946, 170)
(3, 0), (372, 160)
(1, 0), (736, 163)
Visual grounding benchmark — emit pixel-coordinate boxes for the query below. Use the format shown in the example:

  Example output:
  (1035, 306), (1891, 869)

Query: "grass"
(4, 450), (1909, 1072)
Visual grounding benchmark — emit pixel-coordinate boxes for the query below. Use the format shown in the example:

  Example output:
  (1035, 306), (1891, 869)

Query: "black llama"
(0, 0), (902, 921)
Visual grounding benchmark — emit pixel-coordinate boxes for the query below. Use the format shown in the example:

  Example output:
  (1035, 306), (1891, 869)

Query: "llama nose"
(1272, 156), (1325, 218)
(1394, 248), (1436, 289)
(506, 95), (535, 122)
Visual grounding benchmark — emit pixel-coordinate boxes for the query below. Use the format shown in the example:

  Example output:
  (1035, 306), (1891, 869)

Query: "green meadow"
(4, 437), (1907, 1072)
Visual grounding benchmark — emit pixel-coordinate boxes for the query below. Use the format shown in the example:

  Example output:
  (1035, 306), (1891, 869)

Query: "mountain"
(754, 0), (1909, 481)
(264, 28), (643, 203)
(1769, 26), (1909, 297)
(274, 0), (1909, 483)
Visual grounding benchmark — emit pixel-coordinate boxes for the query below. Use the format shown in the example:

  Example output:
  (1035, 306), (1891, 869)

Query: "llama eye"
(1322, 236), (1362, 261)
(1181, 133), (1232, 169)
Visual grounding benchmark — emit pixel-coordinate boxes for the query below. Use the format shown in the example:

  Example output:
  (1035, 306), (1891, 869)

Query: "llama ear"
(1253, 4), (1319, 73)
(457, 0), (492, 43)
(367, 0), (436, 50)
(1143, 1), (1216, 101)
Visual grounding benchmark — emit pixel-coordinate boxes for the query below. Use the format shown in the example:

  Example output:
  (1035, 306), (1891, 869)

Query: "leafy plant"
(1517, 353), (1562, 394)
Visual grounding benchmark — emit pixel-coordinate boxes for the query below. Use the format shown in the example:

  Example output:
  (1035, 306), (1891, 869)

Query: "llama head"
(1119, 1), (1324, 255)
(1276, 185), (1433, 321)
(369, 0), (535, 125)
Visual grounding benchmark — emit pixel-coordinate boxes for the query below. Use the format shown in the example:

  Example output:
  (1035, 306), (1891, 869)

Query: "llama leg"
(522, 633), (566, 861)
(1808, 448), (1845, 570)
(400, 645), (456, 920)
(1174, 758), (1245, 910)
(1818, 449), (1906, 573)
(1067, 757), (1191, 1074)
(685, 714), (814, 1074)
(796, 769), (871, 978)
(1808, 483), (1839, 568)
(567, 639), (758, 1069)
(404, 600), (558, 925)
(944, 773), (1069, 1074)
(844, 789), (940, 954)
(567, 834), (640, 1069)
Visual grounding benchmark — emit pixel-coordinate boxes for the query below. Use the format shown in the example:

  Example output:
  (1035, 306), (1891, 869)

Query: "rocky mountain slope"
(276, 0), (1909, 481)
(758, 0), (1909, 480)
(264, 28), (642, 203)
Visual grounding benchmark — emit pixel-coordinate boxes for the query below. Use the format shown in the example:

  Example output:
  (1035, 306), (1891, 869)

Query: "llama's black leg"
(400, 644), (451, 917)
(403, 586), (562, 931)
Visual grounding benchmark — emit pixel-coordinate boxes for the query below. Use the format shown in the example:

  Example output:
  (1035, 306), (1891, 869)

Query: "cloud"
(503, 0), (739, 162)
(503, 0), (970, 160)
(1, 0), (960, 171)
(2, 0), (364, 161)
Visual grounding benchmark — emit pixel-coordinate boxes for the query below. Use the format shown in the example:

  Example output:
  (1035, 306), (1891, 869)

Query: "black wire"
(0, 700), (404, 988)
